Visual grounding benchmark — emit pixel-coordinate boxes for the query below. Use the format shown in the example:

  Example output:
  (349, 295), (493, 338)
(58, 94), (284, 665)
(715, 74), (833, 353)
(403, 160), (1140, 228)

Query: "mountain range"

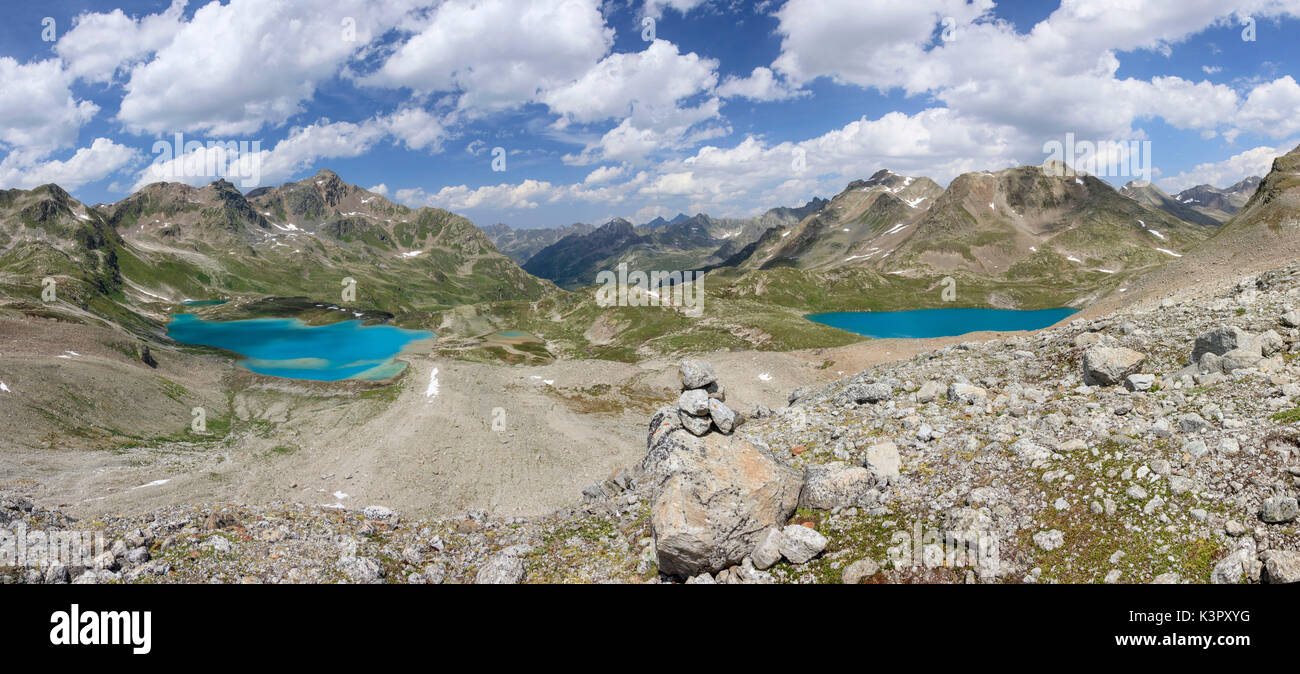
(0, 169), (554, 344)
(481, 221), (596, 265)
(1119, 176), (1259, 227)
(505, 199), (826, 289)
(1093, 144), (1300, 314)
(495, 163), (1257, 311)
(714, 163), (1210, 280)
(640, 213), (691, 228)
(2, 148), (1294, 366)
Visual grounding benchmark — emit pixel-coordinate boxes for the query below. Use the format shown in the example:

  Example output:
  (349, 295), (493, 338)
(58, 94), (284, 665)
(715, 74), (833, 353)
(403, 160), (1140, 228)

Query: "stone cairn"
(675, 359), (741, 436)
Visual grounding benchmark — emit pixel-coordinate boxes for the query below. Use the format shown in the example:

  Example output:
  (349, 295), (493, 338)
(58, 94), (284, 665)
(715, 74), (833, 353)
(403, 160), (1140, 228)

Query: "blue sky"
(1, 0), (1299, 228)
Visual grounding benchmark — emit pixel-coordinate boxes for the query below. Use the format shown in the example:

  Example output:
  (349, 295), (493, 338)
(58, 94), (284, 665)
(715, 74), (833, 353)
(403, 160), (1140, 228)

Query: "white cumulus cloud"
(364, 0), (612, 113)
(0, 58), (98, 157)
(717, 67), (807, 102)
(0, 138), (139, 190)
(1157, 142), (1296, 192)
(117, 0), (418, 135)
(55, 0), (188, 84)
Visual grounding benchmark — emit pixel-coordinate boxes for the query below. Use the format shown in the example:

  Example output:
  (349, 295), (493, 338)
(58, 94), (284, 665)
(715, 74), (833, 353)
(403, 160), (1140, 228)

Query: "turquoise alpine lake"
(167, 313), (433, 381)
(805, 307), (1078, 339)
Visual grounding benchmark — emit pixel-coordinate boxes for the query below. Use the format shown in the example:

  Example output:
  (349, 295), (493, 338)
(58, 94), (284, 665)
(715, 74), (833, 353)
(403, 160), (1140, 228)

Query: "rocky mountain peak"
(1227, 176), (1262, 195)
(30, 183), (74, 205)
(205, 178), (243, 197)
(848, 169), (917, 192)
(1039, 159), (1083, 177)
(600, 217), (635, 234)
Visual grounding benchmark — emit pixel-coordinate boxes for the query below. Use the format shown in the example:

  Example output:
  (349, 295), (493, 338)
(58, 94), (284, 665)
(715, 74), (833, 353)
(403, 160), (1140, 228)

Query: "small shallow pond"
(806, 307), (1078, 339)
(167, 314), (433, 381)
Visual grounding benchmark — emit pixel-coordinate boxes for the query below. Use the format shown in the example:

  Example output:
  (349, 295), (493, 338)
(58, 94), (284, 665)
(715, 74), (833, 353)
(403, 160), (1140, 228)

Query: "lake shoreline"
(166, 313), (435, 382)
(806, 306), (1079, 339)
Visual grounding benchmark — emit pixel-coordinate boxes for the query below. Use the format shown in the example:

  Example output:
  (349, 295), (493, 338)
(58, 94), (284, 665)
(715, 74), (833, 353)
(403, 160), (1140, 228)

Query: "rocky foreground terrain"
(7, 261), (1300, 584)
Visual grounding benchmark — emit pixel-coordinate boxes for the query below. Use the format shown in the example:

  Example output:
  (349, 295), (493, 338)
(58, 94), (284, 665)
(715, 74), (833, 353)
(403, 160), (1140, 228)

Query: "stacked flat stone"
(676, 359), (737, 435)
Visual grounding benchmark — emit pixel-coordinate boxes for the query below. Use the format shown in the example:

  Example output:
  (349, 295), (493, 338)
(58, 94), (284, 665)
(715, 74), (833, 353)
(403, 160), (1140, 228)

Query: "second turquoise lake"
(805, 307), (1078, 339)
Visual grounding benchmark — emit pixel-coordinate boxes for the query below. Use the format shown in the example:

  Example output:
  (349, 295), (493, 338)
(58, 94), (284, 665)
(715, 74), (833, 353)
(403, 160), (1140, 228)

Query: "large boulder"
(799, 462), (877, 510)
(1190, 325), (1274, 373)
(1262, 550), (1300, 584)
(1260, 496), (1298, 523)
(1259, 330), (1284, 356)
(678, 359), (717, 389)
(1124, 374), (1155, 391)
(1082, 346), (1146, 386)
(1215, 347), (1263, 373)
(646, 426), (802, 577)
(1210, 549), (1250, 584)
(840, 382), (892, 405)
(946, 383), (988, 404)
(862, 440), (901, 479)
(1193, 325), (1258, 362)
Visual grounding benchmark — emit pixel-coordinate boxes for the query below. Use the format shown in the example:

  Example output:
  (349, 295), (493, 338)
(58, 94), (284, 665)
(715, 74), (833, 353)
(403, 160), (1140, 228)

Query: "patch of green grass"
(160, 379), (189, 403)
(1015, 448), (1226, 584)
(1270, 405), (1300, 423)
(358, 381), (402, 403)
(513, 340), (552, 359)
